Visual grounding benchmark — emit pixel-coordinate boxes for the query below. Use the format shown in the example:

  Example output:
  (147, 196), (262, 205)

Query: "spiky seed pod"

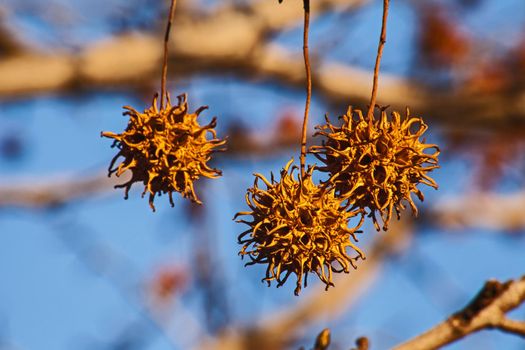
(101, 93), (226, 211)
(235, 159), (365, 296)
(310, 107), (439, 231)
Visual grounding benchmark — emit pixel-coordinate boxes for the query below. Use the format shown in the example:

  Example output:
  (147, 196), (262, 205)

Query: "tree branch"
(392, 275), (525, 350)
(0, 0), (366, 97)
(496, 318), (525, 337)
(4, 167), (525, 237)
(430, 191), (525, 231)
(1, 1), (524, 129)
(0, 172), (119, 208)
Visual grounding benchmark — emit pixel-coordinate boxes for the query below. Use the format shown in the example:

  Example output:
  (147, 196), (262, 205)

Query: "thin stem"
(366, 0), (389, 121)
(160, 0), (178, 110)
(300, 0), (312, 179)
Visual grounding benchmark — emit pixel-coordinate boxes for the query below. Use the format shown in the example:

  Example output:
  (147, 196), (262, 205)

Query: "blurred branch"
(0, 172), (117, 208)
(1, 1), (524, 129)
(222, 0), (367, 32)
(0, 126), (303, 208)
(51, 217), (203, 349)
(392, 275), (525, 350)
(0, 0), (366, 96)
(0, 36), (416, 112)
(430, 191), (525, 231)
(497, 318), (525, 336)
(5, 169), (525, 235)
(0, 22), (23, 56)
(189, 198), (232, 334)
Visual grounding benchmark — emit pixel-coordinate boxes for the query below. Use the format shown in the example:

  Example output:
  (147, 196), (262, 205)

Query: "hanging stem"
(160, 0), (178, 110)
(366, 0), (389, 121)
(300, 0), (312, 179)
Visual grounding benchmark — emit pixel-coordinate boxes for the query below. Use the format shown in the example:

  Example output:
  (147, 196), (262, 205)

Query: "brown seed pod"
(235, 159), (365, 295)
(310, 107), (439, 231)
(101, 93), (226, 211)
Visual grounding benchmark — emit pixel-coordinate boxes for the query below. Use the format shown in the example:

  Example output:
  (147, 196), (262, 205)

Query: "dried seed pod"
(235, 159), (365, 295)
(310, 107), (439, 231)
(101, 93), (226, 211)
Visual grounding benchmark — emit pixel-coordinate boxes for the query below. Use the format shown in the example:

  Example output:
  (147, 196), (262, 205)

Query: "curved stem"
(366, 0), (389, 121)
(160, 0), (178, 109)
(300, 0), (312, 178)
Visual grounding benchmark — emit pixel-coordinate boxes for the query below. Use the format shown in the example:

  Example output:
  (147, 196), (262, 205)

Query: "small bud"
(314, 328), (331, 350)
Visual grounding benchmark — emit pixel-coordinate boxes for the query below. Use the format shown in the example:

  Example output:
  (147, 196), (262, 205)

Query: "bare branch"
(51, 217), (203, 349)
(0, 172), (120, 208)
(392, 275), (525, 350)
(496, 318), (525, 337)
(431, 191), (525, 231)
(1, 1), (523, 129)
(5, 166), (525, 236)
(0, 33), (420, 108)
(0, 0), (366, 96)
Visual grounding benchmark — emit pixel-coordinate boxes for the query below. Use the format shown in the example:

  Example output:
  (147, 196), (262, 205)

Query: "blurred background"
(0, 0), (524, 349)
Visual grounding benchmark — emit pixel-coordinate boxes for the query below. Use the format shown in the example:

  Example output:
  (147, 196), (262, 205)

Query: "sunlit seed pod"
(101, 93), (226, 211)
(235, 159), (365, 295)
(310, 107), (439, 231)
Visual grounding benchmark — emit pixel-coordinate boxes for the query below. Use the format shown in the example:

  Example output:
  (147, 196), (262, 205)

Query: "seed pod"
(101, 93), (226, 211)
(310, 107), (439, 231)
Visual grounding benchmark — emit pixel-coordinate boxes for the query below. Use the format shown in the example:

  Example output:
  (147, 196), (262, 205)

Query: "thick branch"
(392, 275), (525, 350)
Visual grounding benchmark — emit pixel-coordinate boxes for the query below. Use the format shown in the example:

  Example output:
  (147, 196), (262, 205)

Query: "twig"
(392, 275), (525, 350)
(7, 166), (525, 236)
(0, 172), (117, 208)
(160, 0), (177, 109)
(367, 0), (389, 121)
(496, 318), (525, 337)
(299, 0), (312, 178)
